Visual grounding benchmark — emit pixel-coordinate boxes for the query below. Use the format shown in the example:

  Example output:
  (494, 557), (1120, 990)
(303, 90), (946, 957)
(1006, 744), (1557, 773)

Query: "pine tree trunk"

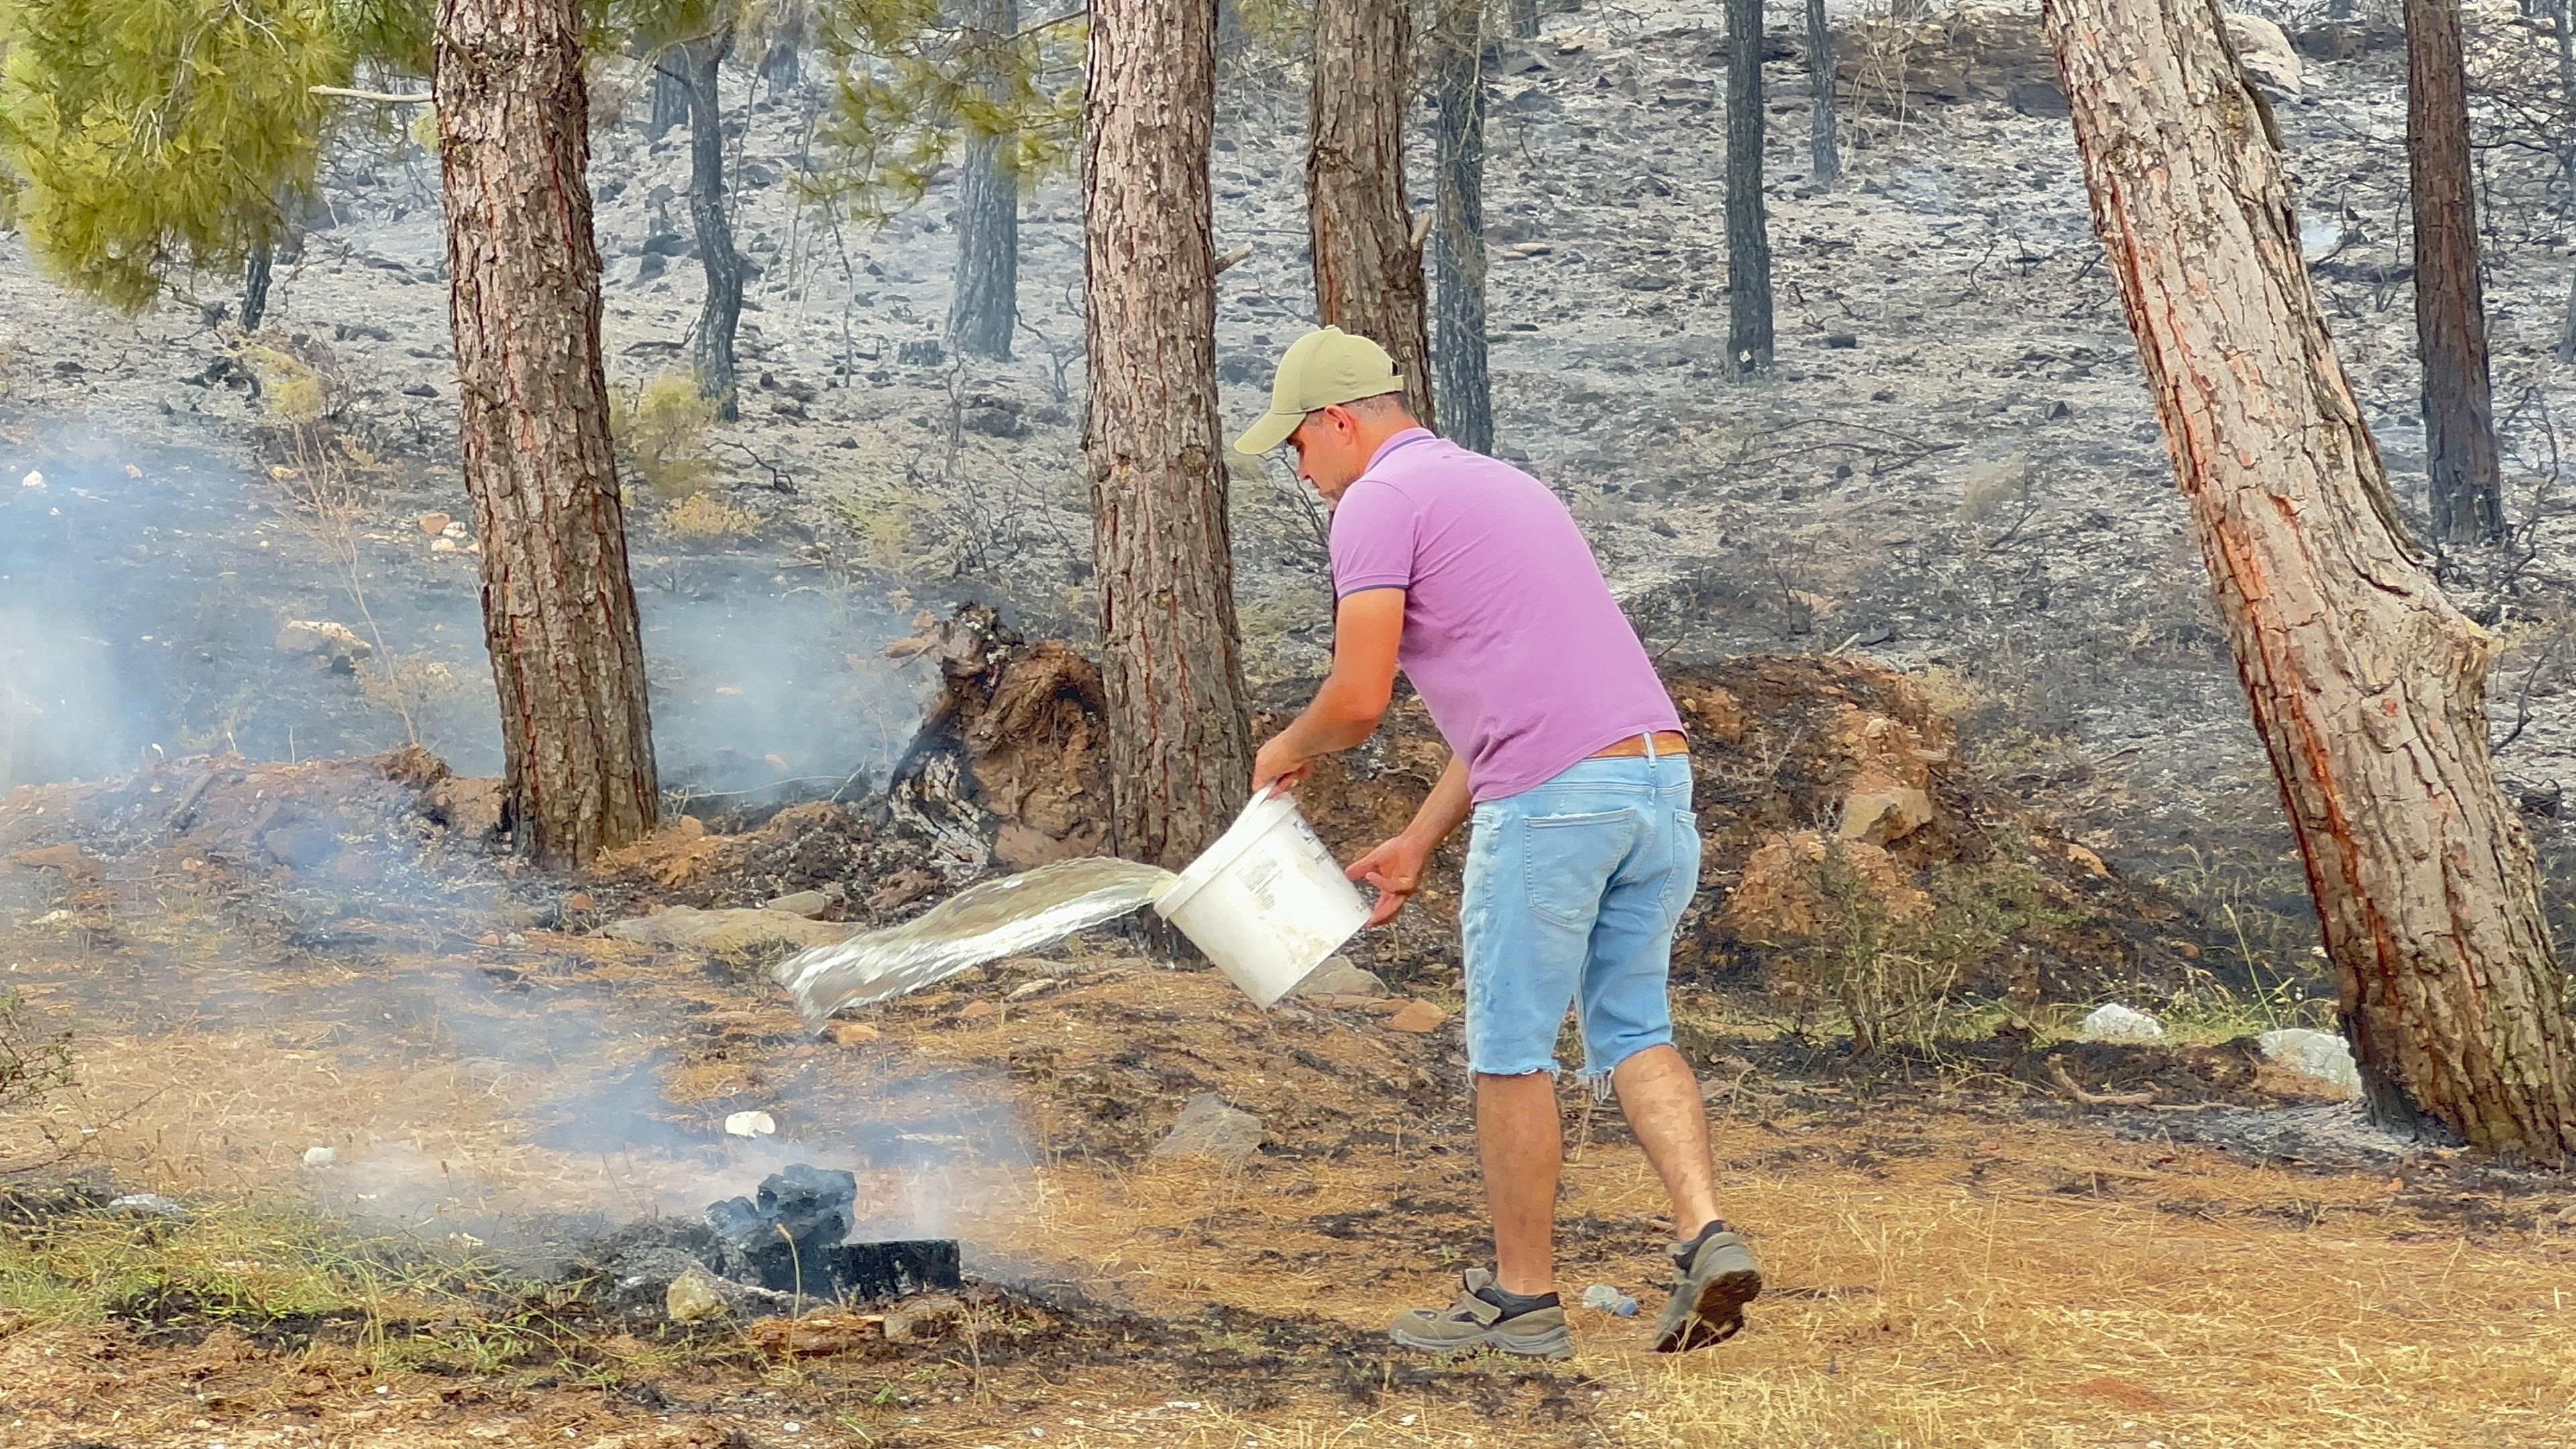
(2406, 0), (2504, 545)
(1807, 0), (1840, 186)
(2041, 0), (2576, 1159)
(649, 61), (689, 140)
(685, 25), (744, 421)
(1726, 0), (1774, 371)
(950, 0), (1020, 362)
(1083, 0), (1254, 869)
(241, 242), (274, 333)
(1429, 0), (1493, 454)
(1308, 0), (1435, 427)
(1511, 0), (1541, 40)
(435, 0), (660, 867)
(760, 1), (805, 92)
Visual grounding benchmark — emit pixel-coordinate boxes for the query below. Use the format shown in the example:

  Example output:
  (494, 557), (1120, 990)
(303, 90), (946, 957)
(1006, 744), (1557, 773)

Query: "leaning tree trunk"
(1725, 0), (1774, 370)
(648, 60), (689, 139)
(241, 241), (274, 333)
(1083, 0), (1254, 869)
(1807, 0), (1840, 186)
(949, 0), (1020, 362)
(1429, 0), (1492, 454)
(1309, 0), (1435, 427)
(2406, 0), (2504, 545)
(2041, 0), (2576, 1158)
(436, 0), (660, 866)
(684, 25), (745, 420)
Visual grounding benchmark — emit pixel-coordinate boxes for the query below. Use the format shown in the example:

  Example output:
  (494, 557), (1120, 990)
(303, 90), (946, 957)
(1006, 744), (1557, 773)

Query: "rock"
(2078, 1003), (2165, 1043)
(19, 470), (43, 490)
(665, 1266), (729, 1323)
(1290, 955), (1387, 1000)
(724, 1110), (777, 1137)
(867, 866), (941, 912)
(1150, 1092), (1266, 1164)
(1726, 832), (1933, 938)
(261, 824), (343, 869)
(399, 382), (439, 398)
(2258, 1028), (2363, 1098)
(641, 232), (691, 257)
(883, 1293), (965, 1344)
(1825, 332), (1859, 349)
(600, 906), (853, 956)
(1580, 1283), (1639, 1316)
(303, 1146), (336, 1167)
(827, 1021), (881, 1045)
(7, 843), (103, 881)
(441, 520), (468, 539)
(2223, 12), (2305, 97)
(747, 1309), (884, 1358)
(431, 537), (460, 553)
(706, 1164), (859, 1297)
(2065, 842), (2109, 877)
(766, 890), (833, 918)
(416, 511), (452, 535)
(635, 252), (667, 283)
(957, 1000), (998, 1020)
(275, 619), (374, 667)
(109, 1193), (186, 1217)
(1385, 998), (1449, 1033)
(1837, 784), (1935, 847)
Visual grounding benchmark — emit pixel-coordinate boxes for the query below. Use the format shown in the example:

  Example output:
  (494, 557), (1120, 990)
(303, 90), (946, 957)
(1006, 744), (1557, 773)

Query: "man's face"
(1288, 405), (1369, 502)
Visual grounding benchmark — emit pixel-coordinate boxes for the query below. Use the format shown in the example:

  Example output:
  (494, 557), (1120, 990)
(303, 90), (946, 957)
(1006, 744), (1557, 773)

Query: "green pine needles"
(0, 0), (352, 313)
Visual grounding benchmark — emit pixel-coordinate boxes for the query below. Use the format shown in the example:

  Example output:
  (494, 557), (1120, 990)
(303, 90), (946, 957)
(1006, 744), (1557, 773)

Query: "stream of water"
(773, 857), (1178, 1028)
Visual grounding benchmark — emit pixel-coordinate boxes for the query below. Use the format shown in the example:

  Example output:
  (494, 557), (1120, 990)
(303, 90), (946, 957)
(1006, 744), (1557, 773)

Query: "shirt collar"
(1364, 427), (1437, 472)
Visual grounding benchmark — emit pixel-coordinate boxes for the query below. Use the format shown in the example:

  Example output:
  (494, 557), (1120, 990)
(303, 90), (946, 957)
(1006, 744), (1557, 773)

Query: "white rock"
(2077, 1003), (2165, 1043)
(303, 1145), (337, 1167)
(19, 470), (42, 490)
(2223, 13), (2304, 98)
(724, 1110), (777, 1137)
(2258, 1028), (2363, 1098)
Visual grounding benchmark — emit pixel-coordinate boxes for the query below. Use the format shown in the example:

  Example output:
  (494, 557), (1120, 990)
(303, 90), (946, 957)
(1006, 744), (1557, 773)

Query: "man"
(1236, 327), (1760, 1358)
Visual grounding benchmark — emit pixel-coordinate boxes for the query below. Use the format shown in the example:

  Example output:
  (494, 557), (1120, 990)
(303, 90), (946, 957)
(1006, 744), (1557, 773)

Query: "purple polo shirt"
(1329, 428), (1682, 801)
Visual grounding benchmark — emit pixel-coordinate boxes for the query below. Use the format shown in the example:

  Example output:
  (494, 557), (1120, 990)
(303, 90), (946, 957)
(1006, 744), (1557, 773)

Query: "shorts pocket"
(1662, 810), (1705, 931)
(1522, 808), (1633, 928)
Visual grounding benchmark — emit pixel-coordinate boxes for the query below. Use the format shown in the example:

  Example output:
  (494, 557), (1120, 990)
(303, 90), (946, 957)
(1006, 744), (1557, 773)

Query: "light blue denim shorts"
(1460, 751), (1700, 1085)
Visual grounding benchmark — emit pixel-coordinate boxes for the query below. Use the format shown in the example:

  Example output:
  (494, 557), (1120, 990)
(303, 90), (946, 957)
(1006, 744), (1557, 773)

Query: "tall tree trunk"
(1511, 0), (1540, 40)
(241, 241), (274, 333)
(1429, 0), (1492, 453)
(1807, 0), (1840, 186)
(436, 0), (660, 867)
(648, 61), (689, 140)
(2553, 0), (2576, 361)
(1308, 0), (1435, 427)
(950, 0), (1020, 362)
(1083, 0), (1254, 869)
(1725, 0), (1774, 371)
(2041, 0), (2576, 1159)
(684, 27), (744, 420)
(760, 0), (806, 91)
(2406, 0), (2505, 545)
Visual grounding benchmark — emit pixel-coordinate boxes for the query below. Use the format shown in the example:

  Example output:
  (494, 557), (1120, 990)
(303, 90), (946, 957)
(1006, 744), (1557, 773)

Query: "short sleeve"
(1328, 480), (1417, 598)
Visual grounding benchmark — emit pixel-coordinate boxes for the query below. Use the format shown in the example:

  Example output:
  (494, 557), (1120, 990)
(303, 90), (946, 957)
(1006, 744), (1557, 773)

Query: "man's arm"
(1251, 587), (1405, 793)
(1346, 752), (1471, 925)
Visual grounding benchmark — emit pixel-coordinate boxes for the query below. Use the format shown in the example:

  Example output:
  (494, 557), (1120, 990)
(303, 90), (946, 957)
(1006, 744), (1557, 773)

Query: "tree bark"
(436, 0), (660, 867)
(648, 62), (688, 140)
(1308, 0), (1435, 427)
(683, 28), (744, 420)
(1511, 0), (1541, 40)
(760, 0), (806, 91)
(950, 0), (1020, 362)
(241, 241), (274, 333)
(2405, 0), (2504, 545)
(2041, 0), (2576, 1158)
(1725, 0), (1774, 371)
(1429, 0), (1491, 453)
(1082, 0), (1254, 869)
(1807, 0), (1840, 186)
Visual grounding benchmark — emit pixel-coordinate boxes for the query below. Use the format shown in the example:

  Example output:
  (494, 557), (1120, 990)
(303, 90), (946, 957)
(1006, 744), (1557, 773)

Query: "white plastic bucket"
(1152, 790), (1369, 1006)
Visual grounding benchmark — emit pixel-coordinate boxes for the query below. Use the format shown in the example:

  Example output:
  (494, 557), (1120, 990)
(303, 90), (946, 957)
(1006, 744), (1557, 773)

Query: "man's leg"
(1477, 1070), (1564, 1296)
(1610, 1044), (1720, 1240)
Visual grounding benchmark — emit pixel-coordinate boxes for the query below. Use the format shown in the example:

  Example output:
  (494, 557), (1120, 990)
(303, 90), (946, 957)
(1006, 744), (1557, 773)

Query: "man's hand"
(1347, 833), (1431, 926)
(1252, 734), (1314, 796)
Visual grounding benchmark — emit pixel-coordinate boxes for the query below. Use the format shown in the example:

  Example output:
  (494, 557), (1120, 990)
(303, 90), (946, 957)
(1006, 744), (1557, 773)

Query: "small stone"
(274, 619), (374, 665)
(957, 1000), (998, 1020)
(303, 1146), (336, 1168)
(2065, 843), (2109, 877)
(883, 1293), (965, 1344)
(1151, 1092), (1266, 1164)
(431, 537), (460, 553)
(827, 1021), (881, 1045)
(1837, 786), (1935, 847)
(417, 511), (452, 535)
(665, 1266), (727, 1323)
(2077, 1004), (2165, 1043)
(766, 890), (831, 918)
(724, 1110), (777, 1137)
(1385, 999), (1449, 1034)
(1580, 1283), (1639, 1316)
(1290, 955), (1387, 1000)
(2044, 400), (2075, 421)
(109, 1193), (186, 1217)
(564, 891), (596, 911)
(1825, 332), (1859, 349)
(441, 520), (468, 539)
(2257, 1028), (2363, 1099)
(262, 824), (341, 869)
(1005, 977), (1060, 1002)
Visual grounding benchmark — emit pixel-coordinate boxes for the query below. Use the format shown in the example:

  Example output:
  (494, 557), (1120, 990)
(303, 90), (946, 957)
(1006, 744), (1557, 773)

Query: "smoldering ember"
(3, 0), (2575, 1444)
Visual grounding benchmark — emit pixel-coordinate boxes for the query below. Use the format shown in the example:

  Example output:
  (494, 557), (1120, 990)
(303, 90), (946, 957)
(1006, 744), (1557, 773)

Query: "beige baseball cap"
(1230, 326), (1405, 455)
